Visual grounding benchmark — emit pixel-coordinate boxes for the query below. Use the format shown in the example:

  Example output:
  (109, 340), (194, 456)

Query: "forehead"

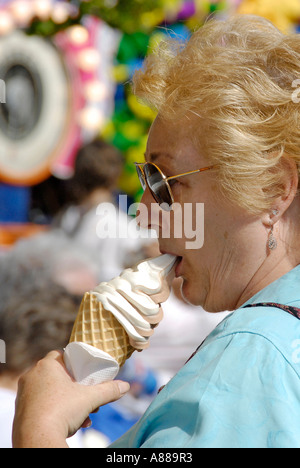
(145, 116), (201, 168)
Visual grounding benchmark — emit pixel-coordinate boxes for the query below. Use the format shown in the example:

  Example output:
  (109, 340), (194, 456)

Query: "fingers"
(116, 380), (131, 396)
(81, 417), (92, 429)
(43, 350), (66, 370)
(80, 380), (131, 428)
(87, 380), (130, 411)
(44, 350), (64, 360)
(42, 350), (131, 405)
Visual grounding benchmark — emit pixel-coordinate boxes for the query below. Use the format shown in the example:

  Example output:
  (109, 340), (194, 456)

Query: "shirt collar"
(241, 264), (300, 309)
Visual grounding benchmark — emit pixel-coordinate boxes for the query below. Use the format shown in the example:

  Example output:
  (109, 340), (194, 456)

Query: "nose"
(136, 188), (156, 231)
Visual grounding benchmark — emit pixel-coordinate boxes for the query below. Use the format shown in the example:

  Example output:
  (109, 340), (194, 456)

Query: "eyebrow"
(144, 152), (174, 163)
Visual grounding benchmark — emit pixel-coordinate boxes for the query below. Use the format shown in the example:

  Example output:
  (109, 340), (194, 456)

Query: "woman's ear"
(261, 155), (299, 227)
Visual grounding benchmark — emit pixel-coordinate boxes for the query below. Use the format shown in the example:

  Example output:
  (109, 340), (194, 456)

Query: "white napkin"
(64, 342), (120, 386)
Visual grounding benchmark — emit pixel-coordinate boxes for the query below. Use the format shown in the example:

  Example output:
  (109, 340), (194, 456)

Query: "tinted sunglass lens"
(144, 164), (173, 207)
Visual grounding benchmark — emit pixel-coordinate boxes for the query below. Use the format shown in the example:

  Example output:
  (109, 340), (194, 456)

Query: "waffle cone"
(69, 292), (135, 368)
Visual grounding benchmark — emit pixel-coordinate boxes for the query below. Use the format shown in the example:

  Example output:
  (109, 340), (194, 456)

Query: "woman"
(13, 15), (300, 448)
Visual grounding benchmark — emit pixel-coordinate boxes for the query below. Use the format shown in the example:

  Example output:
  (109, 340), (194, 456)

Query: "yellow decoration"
(148, 31), (166, 54)
(101, 120), (116, 140)
(121, 120), (145, 140)
(141, 8), (165, 30)
(195, 0), (212, 17)
(237, 0), (300, 33)
(112, 64), (129, 82)
(127, 94), (157, 121)
(162, 0), (182, 15)
(126, 143), (147, 165)
(119, 170), (141, 195)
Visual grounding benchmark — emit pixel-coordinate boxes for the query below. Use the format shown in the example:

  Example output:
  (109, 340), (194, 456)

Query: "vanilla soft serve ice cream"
(64, 254), (178, 385)
(92, 254), (177, 349)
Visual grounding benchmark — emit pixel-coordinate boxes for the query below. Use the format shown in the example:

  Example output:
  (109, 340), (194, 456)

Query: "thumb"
(85, 379), (130, 412)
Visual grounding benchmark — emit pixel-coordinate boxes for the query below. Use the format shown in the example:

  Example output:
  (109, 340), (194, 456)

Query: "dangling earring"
(268, 225), (277, 250)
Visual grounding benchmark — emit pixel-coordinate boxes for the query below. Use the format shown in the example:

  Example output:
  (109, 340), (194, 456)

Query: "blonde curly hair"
(133, 15), (300, 213)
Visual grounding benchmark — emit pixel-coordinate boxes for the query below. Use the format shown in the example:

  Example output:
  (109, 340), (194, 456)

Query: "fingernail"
(81, 417), (92, 429)
(117, 380), (130, 395)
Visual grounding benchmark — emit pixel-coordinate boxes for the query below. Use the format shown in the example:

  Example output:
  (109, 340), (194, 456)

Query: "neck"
(206, 219), (299, 312)
(235, 214), (300, 308)
(235, 251), (297, 309)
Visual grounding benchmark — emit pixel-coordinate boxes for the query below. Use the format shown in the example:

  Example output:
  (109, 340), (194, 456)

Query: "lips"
(159, 249), (183, 278)
(175, 256), (183, 278)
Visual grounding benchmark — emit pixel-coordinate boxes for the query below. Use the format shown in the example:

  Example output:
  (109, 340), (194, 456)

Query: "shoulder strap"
(242, 302), (300, 320)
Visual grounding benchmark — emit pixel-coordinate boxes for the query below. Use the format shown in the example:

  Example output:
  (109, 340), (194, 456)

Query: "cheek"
(165, 203), (206, 245)
(182, 250), (203, 279)
(179, 249), (210, 303)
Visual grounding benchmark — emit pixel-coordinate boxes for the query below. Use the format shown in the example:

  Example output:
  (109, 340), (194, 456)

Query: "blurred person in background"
(0, 231), (160, 447)
(54, 139), (156, 281)
(0, 233), (100, 448)
(0, 281), (82, 448)
(0, 231), (100, 298)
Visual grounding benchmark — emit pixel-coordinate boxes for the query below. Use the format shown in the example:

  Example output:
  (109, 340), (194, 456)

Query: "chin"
(180, 278), (223, 313)
(180, 279), (205, 307)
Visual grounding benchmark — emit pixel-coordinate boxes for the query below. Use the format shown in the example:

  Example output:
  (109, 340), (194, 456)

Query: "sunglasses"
(135, 161), (214, 211)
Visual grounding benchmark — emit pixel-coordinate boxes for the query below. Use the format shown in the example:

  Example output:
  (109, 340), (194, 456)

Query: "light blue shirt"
(111, 266), (300, 448)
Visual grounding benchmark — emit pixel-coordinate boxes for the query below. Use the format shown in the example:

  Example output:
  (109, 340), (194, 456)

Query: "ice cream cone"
(69, 292), (135, 368)
(67, 254), (178, 377)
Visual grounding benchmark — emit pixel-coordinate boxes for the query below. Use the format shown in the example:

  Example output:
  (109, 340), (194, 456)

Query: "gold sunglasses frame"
(134, 162), (214, 207)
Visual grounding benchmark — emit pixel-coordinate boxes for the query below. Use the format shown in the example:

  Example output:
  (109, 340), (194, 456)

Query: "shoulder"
(201, 305), (300, 379)
(112, 305), (300, 448)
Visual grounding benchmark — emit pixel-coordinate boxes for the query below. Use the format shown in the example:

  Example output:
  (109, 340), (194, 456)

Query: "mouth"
(175, 256), (183, 278)
(160, 250), (183, 277)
